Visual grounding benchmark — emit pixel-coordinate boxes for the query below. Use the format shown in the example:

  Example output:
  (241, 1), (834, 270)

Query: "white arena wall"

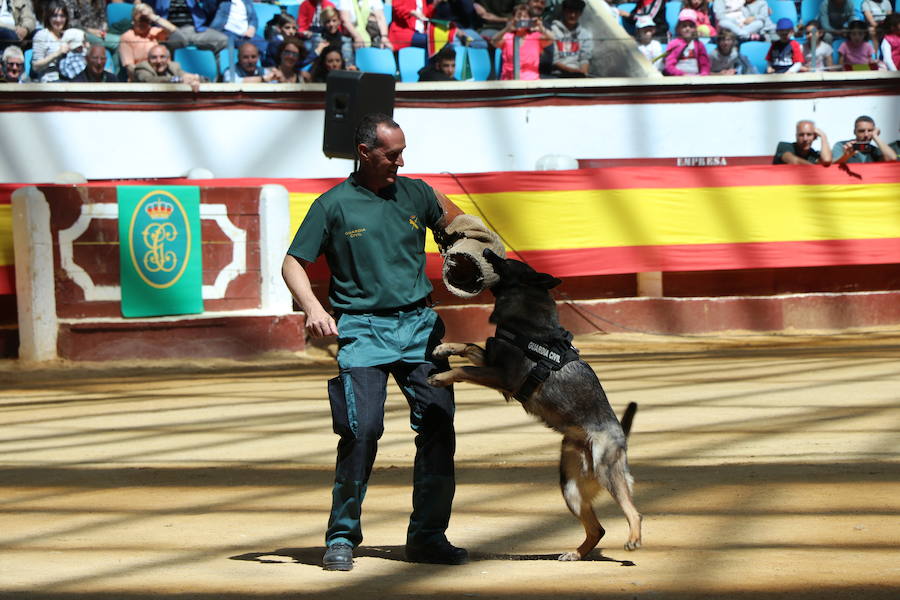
(1, 72), (898, 183)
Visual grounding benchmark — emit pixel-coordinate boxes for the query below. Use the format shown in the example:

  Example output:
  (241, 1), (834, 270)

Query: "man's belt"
(336, 296), (431, 317)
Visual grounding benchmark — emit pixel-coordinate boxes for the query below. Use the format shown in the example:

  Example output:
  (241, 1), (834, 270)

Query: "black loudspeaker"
(323, 71), (396, 159)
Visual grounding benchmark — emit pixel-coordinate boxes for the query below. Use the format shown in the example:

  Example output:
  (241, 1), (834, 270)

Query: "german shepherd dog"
(428, 249), (642, 560)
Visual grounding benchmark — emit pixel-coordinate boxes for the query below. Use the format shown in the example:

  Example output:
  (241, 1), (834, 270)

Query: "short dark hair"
(854, 115), (875, 128)
(561, 0), (586, 12)
(880, 12), (900, 35)
(847, 19), (869, 39)
(355, 113), (400, 155)
(434, 45), (456, 62)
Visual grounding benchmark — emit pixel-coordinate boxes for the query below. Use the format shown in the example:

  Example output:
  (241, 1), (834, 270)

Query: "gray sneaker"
(323, 543), (353, 571)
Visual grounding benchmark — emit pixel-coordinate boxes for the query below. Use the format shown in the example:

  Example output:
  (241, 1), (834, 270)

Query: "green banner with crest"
(118, 186), (203, 318)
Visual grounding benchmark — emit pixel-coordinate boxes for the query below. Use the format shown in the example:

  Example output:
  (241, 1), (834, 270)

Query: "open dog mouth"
(444, 254), (484, 295)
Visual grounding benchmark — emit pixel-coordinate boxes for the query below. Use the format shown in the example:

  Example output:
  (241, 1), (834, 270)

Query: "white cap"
(635, 15), (655, 29)
(61, 28), (85, 51)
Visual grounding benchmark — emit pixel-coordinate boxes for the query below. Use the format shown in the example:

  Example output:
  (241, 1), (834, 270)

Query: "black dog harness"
(491, 325), (580, 403)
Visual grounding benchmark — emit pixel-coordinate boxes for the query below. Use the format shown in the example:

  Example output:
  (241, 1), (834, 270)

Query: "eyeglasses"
(5, 62), (23, 70)
(282, 50), (300, 57)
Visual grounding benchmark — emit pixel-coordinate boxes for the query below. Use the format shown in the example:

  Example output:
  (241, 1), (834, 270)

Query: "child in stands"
(491, 3), (554, 80)
(838, 20), (877, 69)
(683, 0), (717, 38)
(879, 13), (900, 71)
(621, 0), (669, 40)
(264, 12), (299, 66)
(634, 15), (664, 71)
(664, 9), (710, 75)
(766, 18), (803, 73)
(800, 20), (834, 71)
(318, 6), (355, 67)
(709, 28), (755, 73)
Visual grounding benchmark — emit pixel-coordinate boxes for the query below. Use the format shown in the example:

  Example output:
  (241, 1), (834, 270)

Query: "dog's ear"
(482, 248), (507, 274)
(527, 272), (562, 290)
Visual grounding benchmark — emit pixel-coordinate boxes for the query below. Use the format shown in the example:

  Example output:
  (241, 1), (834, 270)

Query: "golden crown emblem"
(145, 198), (175, 220)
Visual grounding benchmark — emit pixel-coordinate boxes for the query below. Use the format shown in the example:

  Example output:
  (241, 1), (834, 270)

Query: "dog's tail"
(620, 402), (638, 438)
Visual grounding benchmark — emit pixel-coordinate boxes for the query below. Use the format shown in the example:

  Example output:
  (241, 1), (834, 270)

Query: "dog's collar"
(492, 325), (580, 402)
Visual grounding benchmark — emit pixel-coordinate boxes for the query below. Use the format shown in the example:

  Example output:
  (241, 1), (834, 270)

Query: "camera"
(853, 141), (873, 152)
(515, 19), (532, 29)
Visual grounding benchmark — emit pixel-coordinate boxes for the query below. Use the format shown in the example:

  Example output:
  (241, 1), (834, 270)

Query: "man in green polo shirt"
(282, 113), (469, 572)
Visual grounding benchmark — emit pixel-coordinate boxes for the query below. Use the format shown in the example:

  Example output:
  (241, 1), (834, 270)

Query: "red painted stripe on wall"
(83, 162), (899, 194)
(0, 184), (16, 204)
(418, 238), (900, 280)
(57, 162), (899, 195)
(0, 266), (13, 295)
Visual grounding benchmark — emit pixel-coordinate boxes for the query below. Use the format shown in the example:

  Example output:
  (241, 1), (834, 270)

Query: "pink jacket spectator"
(664, 37), (711, 75)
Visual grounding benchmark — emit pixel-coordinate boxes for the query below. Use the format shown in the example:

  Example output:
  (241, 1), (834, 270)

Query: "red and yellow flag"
(427, 20), (458, 57)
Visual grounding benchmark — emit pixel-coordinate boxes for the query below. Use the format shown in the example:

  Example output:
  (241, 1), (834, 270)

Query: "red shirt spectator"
(388, 0), (434, 50)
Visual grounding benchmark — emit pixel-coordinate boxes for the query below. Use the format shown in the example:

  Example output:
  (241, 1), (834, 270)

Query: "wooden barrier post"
(258, 184), (293, 314)
(12, 187), (58, 361)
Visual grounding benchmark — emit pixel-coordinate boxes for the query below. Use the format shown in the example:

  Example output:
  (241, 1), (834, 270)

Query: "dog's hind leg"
(557, 435), (604, 561)
(605, 451), (643, 551)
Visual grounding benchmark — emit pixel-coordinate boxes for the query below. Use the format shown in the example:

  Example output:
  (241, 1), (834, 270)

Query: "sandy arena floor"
(0, 331), (898, 599)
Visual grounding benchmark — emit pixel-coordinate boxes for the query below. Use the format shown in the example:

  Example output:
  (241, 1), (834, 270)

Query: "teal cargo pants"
(325, 306), (456, 549)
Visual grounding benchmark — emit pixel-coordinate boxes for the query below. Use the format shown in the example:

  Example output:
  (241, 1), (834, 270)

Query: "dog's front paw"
(558, 551), (582, 561)
(432, 343), (458, 359)
(427, 372), (453, 387)
(624, 539), (641, 551)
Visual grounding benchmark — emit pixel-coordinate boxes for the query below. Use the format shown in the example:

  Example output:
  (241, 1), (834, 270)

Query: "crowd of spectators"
(629, 0), (896, 75)
(0, 0), (897, 83)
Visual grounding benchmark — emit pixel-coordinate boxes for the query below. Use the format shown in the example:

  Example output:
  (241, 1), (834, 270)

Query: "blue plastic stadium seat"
(832, 38), (843, 63)
(665, 1), (681, 33)
(107, 2), (133, 28)
(467, 46), (491, 81)
(253, 2), (282, 35)
(800, 0), (825, 25)
(453, 44), (467, 80)
(173, 46), (219, 81)
(618, 2), (636, 17)
(769, 0), (799, 27)
(24, 48), (32, 80)
(354, 46), (397, 76)
(219, 42), (235, 77)
(398, 46), (425, 82)
(739, 40), (770, 74)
